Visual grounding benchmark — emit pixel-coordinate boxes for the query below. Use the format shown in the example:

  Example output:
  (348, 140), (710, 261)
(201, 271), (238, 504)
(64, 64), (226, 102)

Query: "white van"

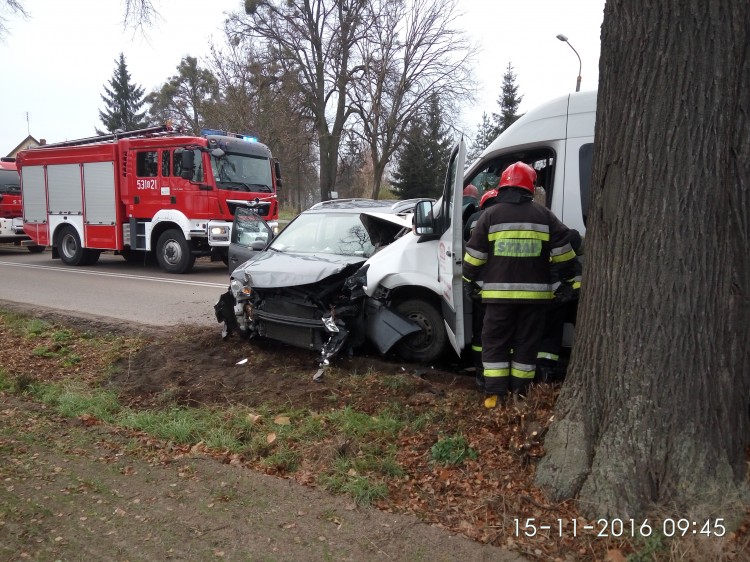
(363, 90), (596, 361)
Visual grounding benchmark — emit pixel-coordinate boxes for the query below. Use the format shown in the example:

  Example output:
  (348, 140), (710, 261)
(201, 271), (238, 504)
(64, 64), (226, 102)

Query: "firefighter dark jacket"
(462, 187), (576, 303)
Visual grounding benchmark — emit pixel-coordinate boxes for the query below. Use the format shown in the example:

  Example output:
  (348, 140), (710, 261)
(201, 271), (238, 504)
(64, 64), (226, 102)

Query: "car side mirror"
(180, 149), (195, 179)
(274, 160), (282, 190)
(414, 200), (436, 235)
(250, 241), (266, 251)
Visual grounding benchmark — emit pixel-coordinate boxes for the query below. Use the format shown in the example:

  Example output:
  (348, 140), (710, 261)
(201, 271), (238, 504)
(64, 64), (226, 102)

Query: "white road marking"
(0, 261), (227, 288)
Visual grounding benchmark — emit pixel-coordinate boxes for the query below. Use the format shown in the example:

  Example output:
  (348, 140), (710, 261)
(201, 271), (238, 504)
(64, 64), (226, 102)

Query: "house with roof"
(5, 135), (46, 158)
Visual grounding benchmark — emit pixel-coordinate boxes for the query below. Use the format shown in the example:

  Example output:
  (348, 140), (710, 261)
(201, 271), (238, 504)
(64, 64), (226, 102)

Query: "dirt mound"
(110, 326), (476, 410)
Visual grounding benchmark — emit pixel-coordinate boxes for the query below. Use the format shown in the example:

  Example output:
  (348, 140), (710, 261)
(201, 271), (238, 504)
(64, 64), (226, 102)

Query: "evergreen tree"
(97, 53), (148, 134)
(423, 93), (452, 195)
(390, 119), (431, 200)
(492, 62), (523, 135)
(467, 112), (496, 162)
(146, 56), (218, 135)
(391, 94), (452, 200)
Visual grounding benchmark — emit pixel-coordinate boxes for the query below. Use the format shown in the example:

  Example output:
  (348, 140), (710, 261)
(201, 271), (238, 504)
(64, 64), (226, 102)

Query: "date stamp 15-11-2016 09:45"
(514, 517), (727, 539)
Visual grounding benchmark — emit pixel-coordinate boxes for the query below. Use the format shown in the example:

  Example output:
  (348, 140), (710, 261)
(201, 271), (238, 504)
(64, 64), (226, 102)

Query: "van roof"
(477, 90), (597, 164)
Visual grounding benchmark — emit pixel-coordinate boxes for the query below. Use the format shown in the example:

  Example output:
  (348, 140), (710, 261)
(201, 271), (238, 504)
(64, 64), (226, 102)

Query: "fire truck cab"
(16, 126), (281, 273)
(0, 158), (44, 252)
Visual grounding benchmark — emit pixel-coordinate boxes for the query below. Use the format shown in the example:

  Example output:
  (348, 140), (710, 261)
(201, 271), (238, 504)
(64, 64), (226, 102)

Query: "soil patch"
(109, 326), (472, 411)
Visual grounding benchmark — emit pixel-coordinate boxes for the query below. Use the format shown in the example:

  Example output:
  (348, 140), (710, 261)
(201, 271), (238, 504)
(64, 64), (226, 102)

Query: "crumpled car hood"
(233, 250), (366, 288)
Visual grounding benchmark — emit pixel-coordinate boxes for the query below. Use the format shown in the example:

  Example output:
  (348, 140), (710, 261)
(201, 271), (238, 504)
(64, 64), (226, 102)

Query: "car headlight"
(230, 279), (249, 298)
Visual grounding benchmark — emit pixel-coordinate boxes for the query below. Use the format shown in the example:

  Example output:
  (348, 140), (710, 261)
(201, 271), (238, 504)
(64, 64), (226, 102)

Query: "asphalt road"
(0, 246), (230, 327)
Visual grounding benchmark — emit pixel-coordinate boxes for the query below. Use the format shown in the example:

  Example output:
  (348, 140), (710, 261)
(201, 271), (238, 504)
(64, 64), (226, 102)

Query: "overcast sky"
(0, 0), (605, 156)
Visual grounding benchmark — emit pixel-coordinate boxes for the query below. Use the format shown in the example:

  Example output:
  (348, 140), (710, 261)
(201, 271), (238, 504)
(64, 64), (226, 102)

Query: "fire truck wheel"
(156, 229), (195, 274)
(84, 250), (101, 266)
(58, 226), (87, 266)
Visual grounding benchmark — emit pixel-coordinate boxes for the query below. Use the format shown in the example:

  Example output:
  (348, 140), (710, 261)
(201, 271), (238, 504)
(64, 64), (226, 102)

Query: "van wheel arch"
(390, 290), (446, 364)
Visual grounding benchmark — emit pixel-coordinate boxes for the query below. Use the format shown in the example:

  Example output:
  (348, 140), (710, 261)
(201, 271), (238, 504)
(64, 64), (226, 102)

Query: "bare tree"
(228, 0), (371, 203)
(1, 0), (158, 37)
(349, 0), (474, 199)
(207, 37), (319, 212)
(0, 0), (27, 37)
(535, 0), (750, 520)
(122, 0), (159, 32)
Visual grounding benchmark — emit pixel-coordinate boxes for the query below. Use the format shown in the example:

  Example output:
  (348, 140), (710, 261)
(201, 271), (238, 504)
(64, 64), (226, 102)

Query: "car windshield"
(0, 169), (20, 194)
(210, 153), (273, 193)
(269, 212), (375, 257)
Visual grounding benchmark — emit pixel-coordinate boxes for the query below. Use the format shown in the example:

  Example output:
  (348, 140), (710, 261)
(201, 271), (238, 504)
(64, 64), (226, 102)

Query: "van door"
(438, 138), (467, 356)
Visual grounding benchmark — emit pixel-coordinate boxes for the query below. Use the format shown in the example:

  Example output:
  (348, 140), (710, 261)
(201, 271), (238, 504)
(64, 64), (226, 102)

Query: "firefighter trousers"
(481, 302), (546, 395)
(537, 301), (567, 365)
(471, 299), (485, 390)
(536, 299), (579, 380)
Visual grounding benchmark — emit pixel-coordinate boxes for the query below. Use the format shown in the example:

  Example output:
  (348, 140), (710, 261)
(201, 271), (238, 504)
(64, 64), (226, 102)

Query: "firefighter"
(463, 162), (576, 408)
(536, 229), (583, 383)
(462, 184), (480, 224)
(464, 187), (499, 241)
(463, 188), (500, 390)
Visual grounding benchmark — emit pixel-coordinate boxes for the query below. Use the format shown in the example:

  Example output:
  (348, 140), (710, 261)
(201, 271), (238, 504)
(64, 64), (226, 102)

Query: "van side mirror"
(414, 200), (435, 235)
(180, 149), (195, 179)
(274, 160), (282, 190)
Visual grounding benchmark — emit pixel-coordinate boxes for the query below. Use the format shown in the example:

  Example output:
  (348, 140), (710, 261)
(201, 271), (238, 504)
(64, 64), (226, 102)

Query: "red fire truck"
(0, 158), (44, 252)
(15, 126), (281, 273)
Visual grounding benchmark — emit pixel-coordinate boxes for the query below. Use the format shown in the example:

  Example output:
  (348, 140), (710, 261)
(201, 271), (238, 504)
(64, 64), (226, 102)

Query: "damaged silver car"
(214, 199), (429, 366)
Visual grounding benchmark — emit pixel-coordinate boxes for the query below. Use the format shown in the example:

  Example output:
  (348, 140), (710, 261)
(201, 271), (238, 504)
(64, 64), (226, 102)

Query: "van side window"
(467, 148), (556, 208)
(136, 151), (159, 177)
(161, 150), (171, 177)
(579, 143), (593, 226)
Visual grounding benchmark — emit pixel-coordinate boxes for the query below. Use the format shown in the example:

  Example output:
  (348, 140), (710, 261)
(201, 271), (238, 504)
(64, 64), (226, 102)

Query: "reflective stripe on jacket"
(462, 188), (575, 304)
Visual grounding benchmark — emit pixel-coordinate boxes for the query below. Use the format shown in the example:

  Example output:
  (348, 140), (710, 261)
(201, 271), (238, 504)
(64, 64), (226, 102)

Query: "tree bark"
(536, 0), (750, 519)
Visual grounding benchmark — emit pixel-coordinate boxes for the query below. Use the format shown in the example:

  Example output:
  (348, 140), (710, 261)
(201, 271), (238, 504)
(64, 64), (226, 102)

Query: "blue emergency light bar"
(201, 129), (259, 143)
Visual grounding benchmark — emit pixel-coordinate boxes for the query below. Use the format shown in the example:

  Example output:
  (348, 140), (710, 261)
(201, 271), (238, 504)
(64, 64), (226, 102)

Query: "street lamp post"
(556, 33), (582, 92)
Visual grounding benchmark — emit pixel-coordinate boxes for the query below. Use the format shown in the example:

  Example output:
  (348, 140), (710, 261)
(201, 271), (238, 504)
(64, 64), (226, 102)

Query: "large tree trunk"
(536, 0), (750, 519)
(319, 131), (341, 202)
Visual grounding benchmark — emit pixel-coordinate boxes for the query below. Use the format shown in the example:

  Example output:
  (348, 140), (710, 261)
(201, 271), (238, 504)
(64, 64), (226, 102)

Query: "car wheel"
(393, 298), (446, 363)
(27, 245), (45, 254)
(156, 228), (195, 274)
(58, 226), (86, 266)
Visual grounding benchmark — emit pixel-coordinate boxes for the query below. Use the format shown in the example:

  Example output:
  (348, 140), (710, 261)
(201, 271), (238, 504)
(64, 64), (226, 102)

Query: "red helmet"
(498, 162), (536, 193)
(480, 188), (498, 209)
(463, 184), (479, 199)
